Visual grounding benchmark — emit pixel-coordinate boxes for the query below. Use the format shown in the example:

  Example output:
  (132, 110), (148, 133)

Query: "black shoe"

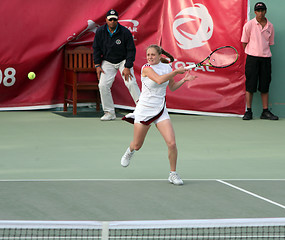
(242, 111), (252, 120)
(260, 111), (279, 120)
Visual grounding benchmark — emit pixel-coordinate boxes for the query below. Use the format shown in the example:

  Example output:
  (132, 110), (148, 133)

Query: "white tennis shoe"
(100, 112), (116, 121)
(168, 172), (184, 185)
(121, 148), (135, 167)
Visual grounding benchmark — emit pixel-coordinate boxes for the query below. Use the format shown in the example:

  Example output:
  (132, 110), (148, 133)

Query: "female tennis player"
(121, 44), (197, 185)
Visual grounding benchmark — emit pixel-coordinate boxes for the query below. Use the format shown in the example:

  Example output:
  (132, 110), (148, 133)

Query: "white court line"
(0, 179), (285, 182)
(217, 180), (285, 210)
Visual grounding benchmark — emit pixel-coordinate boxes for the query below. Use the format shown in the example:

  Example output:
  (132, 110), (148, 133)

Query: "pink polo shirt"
(241, 18), (274, 57)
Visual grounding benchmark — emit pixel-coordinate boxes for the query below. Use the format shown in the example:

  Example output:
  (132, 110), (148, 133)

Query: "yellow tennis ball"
(28, 72), (36, 80)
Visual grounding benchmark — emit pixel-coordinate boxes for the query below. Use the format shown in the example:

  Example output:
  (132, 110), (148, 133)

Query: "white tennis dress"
(123, 61), (172, 125)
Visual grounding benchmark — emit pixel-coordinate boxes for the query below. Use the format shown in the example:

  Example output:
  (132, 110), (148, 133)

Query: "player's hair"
(147, 44), (175, 63)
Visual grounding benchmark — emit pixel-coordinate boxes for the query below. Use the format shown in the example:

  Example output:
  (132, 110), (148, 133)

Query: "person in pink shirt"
(241, 2), (278, 120)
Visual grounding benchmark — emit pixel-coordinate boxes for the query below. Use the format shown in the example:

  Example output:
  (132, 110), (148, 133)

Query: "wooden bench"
(63, 46), (100, 115)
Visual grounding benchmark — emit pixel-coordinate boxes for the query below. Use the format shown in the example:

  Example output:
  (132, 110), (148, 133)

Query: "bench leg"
(96, 91), (100, 112)
(73, 74), (78, 115)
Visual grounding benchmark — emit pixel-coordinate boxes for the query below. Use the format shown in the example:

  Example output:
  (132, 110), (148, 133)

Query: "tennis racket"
(185, 46), (238, 70)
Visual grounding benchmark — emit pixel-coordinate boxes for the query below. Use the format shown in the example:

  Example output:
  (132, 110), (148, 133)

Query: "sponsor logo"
(173, 4), (213, 50)
(116, 39), (122, 45)
(119, 20), (139, 33)
(173, 61), (215, 72)
(119, 20), (139, 40)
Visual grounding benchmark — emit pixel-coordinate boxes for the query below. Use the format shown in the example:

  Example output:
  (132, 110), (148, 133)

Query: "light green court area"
(0, 110), (284, 221)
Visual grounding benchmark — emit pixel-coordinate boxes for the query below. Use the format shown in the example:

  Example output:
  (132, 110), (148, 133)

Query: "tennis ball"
(28, 72), (36, 80)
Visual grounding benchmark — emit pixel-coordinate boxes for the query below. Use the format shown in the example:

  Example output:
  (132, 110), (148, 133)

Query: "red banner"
(0, 0), (248, 115)
(161, 0), (248, 114)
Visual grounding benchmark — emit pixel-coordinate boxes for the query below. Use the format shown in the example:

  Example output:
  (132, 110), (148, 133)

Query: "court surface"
(0, 109), (284, 221)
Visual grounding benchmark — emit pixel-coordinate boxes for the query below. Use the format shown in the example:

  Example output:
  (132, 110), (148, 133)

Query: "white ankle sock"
(127, 147), (135, 154)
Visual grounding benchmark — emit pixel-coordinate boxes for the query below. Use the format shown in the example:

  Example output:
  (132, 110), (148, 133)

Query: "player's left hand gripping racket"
(185, 46), (238, 70)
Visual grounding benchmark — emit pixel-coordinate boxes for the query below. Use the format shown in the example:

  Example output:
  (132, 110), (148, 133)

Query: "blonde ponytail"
(147, 45), (175, 63)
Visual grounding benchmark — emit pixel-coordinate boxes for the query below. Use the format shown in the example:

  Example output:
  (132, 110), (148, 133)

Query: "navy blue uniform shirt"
(93, 23), (136, 68)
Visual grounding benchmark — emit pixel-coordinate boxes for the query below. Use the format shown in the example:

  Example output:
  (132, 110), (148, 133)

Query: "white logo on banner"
(119, 20), (139, 40)
(119, 20), (139, 32)
(57, 20), (99, 51)
(173, 4), (213, 50)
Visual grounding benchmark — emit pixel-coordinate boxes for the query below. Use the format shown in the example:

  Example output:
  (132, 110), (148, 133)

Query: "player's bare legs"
(130, 123), (151, 151)
(155, 119), (177, 171)
(156, 119), (183, 185)
(121, 123), (150, 167)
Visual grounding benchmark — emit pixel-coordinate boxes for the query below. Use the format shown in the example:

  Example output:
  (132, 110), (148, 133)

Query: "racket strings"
(209, 47), (238, 68)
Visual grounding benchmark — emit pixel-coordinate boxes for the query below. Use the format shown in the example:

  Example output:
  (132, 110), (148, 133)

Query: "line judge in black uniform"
(93, 9), (140, 121)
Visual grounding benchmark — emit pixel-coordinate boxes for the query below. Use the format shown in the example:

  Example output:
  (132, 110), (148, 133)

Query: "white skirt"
(122, 102), (170, 125)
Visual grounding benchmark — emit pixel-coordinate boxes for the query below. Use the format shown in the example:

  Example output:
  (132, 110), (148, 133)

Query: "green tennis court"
(0, 109), (284, 222)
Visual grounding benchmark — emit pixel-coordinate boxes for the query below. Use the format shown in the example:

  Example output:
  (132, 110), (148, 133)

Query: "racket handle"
(185, 64), (196, 70)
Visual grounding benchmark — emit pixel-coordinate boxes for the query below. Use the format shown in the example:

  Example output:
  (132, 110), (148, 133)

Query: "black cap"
(106, 9), (118, 20)
(254, 2), (267, 11)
